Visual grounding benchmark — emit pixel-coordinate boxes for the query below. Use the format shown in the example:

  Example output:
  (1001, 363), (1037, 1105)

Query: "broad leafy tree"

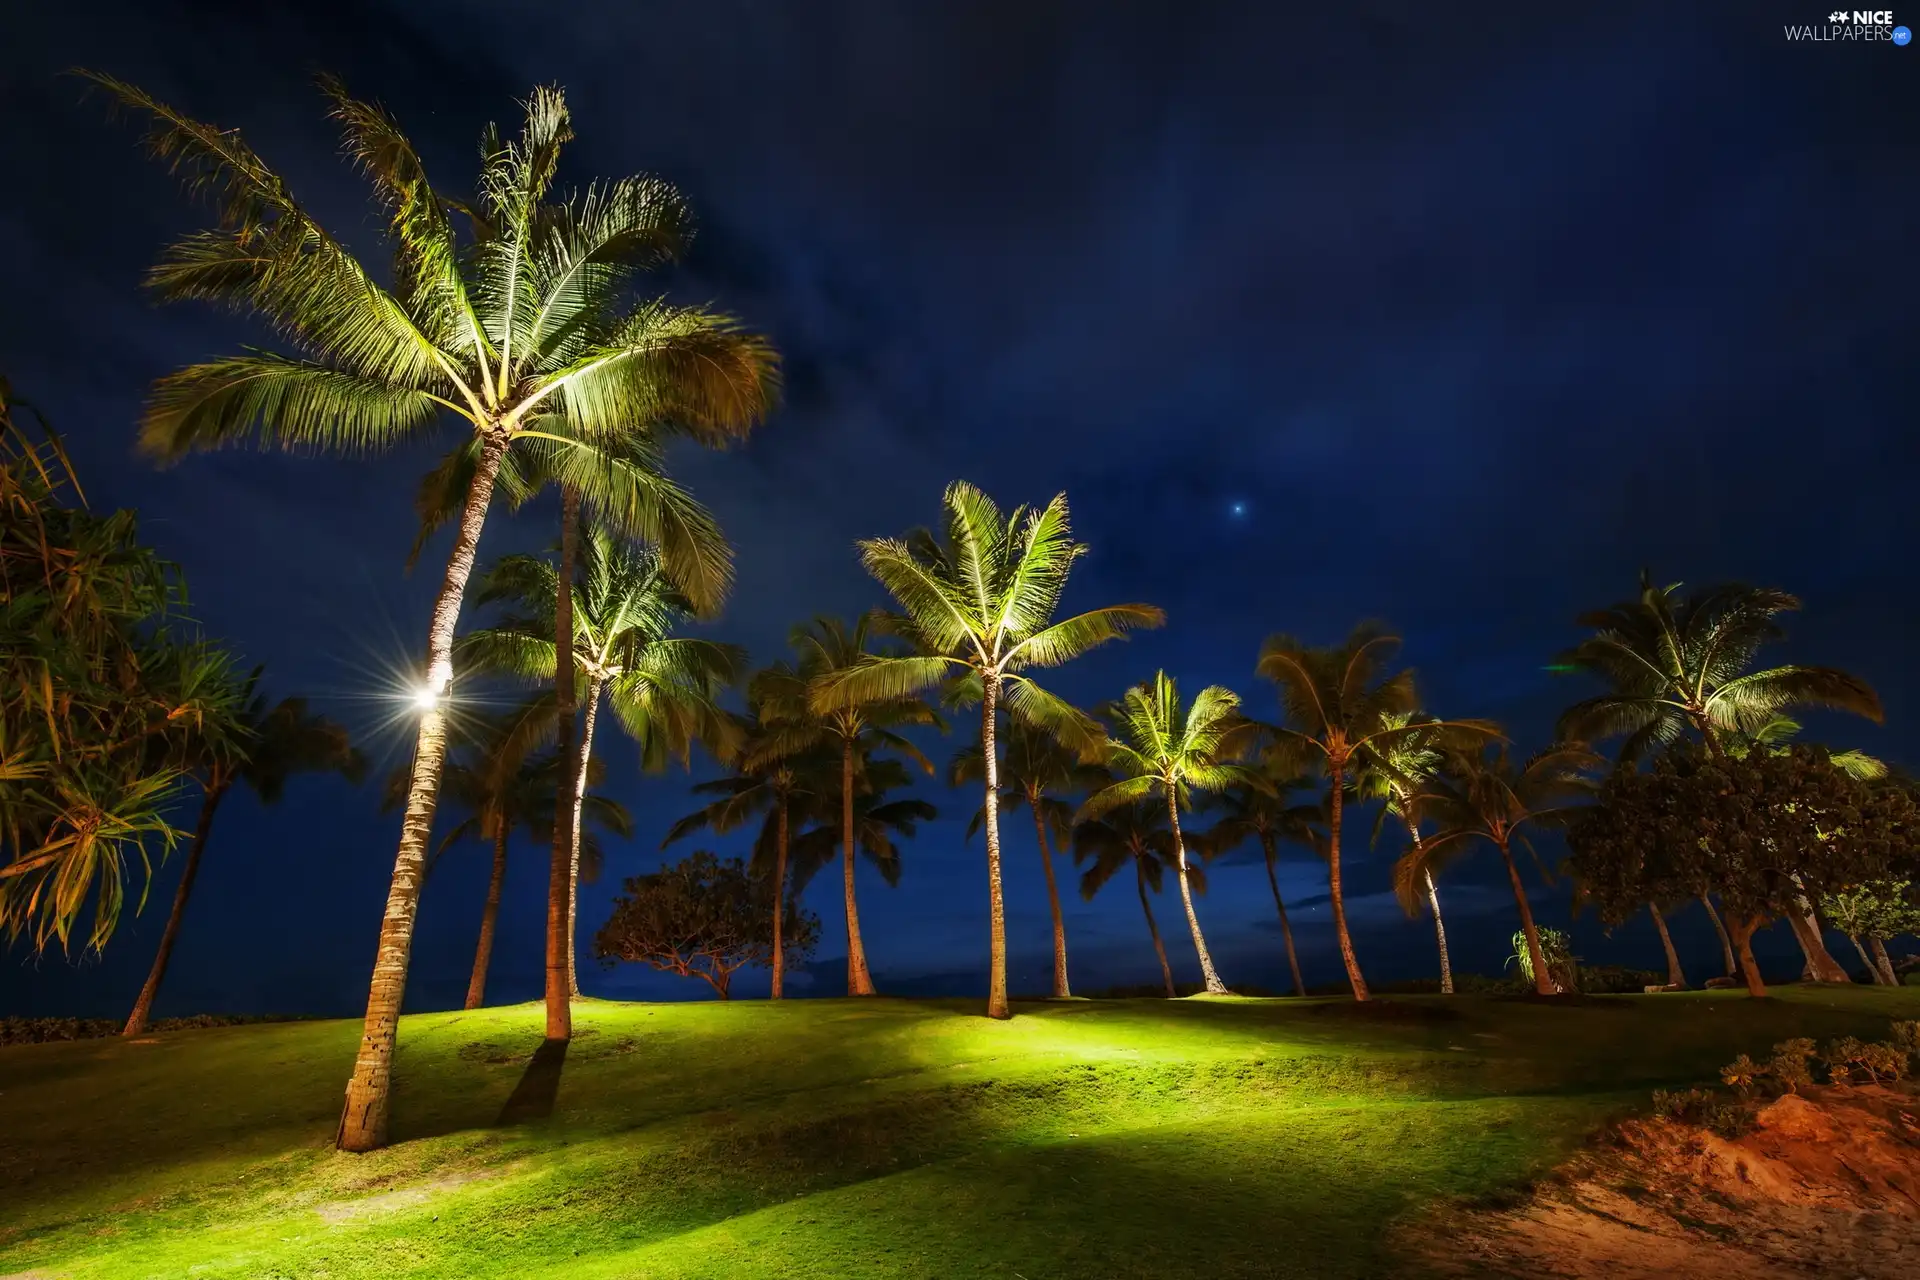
(91, 74), (776, 1150)
(1076, 673), (1258, 995)
(595, 851), (819, 1000)
(1073, 798), (1201, 998)
(817, 483), (1163, 1018)
(1821, 881), (1918, 985)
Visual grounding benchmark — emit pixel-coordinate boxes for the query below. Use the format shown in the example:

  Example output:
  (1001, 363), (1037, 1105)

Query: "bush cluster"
(1716, 1023), (1919, 1098)
(0, 1014), (302, 1046)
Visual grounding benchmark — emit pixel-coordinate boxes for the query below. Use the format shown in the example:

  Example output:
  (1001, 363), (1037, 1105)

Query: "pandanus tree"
(91, 73), (777, 1150)
(1074, 797), (1200, 998)
(815, 483), (1163, 1018)
(460, 530), (743, 996)
(1193, 761), (1318, 997)
(1556, 574), (1882, 985)
(125, 676), (361, 1035)
(749, 619), (938, 996)
(1076, 673), (1259, 995)
(1255, 623), (1485, 1001)
(1408, 743), (1600, 995)
(950, 722), (1093, 999)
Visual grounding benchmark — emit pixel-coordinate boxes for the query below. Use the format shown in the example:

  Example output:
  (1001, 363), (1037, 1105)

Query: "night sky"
(3, 2), (1915, 1016)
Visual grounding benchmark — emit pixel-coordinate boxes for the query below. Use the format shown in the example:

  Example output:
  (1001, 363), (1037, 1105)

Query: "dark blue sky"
(3, 1), (1915, 1015)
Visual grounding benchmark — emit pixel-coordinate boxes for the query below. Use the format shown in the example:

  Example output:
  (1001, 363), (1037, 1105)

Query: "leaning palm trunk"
(1500, 837), (1555, 995)
(1165, 787), (1227, 994)
(466, 824), (509, 1009)
(1869, 936), (1897, 986)
(841, 739), (877, 996)
(1424, 867), (1454, 996)
(771, 798), (789, 999)
(564, 675), (604, 999)
(981, 676), (1010, 1019)
(124, 777), (228, 1036)
(544, 487), (581, 1041)
(1137, 860), (1176, 998)
(1650, 903), (1686, 988)
(1032, 805), (1071, 999)
(339, 433), (510, 1152)
(1700, 895), (1737, 978)
(1325, 762), (1370, 1000)
(1259, 833), (1305, 997)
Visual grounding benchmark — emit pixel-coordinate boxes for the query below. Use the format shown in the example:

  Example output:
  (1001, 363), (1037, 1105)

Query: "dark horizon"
(4, 1), (1916, 1019)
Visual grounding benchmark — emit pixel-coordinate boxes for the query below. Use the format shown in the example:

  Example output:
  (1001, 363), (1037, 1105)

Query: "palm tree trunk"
(1650, 903), (1686, 988)
(842, 737), (876, 996)
(1032, 801), (1070, 999)
(1138, 858), (1175, 998)
(1166, 782), (1228, 994)
(565, 675), (603, 999)
(1846, 933), (1878, 982)
(545, 485), (581, 1042)
(1424, 868), (1453, 996)
(124, 778), (227, 1037)
(1785, 889), (1849, 983)
(1259, 833), (1305, 997)
(1870, 935), (1898, 987)
(981, 673), (1010, 1019)
(771, 797), (789, 999)
(1325, 759), (1369, 1001)
(465, 825), (508, 1010)
(338, 429), (510, 1153)
(1729, 914), (1768, 997)
(1701, 894), (1737, 977)
(1500, 837), (1555, 995)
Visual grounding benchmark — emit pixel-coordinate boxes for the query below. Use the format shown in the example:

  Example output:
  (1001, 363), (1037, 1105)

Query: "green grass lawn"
(3, 987), (1916, 1279)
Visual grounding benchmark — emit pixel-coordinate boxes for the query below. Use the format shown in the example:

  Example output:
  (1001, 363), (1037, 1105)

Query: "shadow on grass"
(495, 1038), (569, 1126)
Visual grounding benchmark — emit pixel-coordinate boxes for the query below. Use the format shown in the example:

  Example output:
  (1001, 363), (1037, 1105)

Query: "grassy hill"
(3, 987), (1916, 1278)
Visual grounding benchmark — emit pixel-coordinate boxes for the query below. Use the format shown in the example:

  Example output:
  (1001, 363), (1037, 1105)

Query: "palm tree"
(1353, 712), (1486, 997)
(1192, 761), (1318, 997)
(93, 75), (777, 1150)
(124, 677), (361, 1035)
(787, 756), (938, 903)
(950, 722), (1092, 999)
(1409, 743), (1600, 995)
(1255, 623), (1484, 1001)
(1076, 673), (1258, 995)
(461, 530), (743, 997)
(750, 618), (939, 995)
(1073, 798), (1201, 998)
(1557, 575), (1882, 987)
(816, 483), (1164, 1018)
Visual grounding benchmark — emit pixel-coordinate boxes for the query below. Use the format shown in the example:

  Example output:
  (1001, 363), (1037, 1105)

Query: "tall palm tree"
(1073, 798), (1201, 998)
(787, 756), (938, 901)
(950, 722), (1092, 999)
(1556, 574), (1882, 986)
(1192, 762), (1318, 997)
(1353, 711), (1484, 996)
(751, 618), (938, 995)
(1408, 743), (1600, 995)
(816, 483), (1164, 1018)
(1076, 673), (1259, 995)
(93, 75), (777, 1150)
(1254, 623), (1482, 1001)
(125, 677), (361, 1035)
(461, 530), (743, 997)
(662, 694), (834, 999)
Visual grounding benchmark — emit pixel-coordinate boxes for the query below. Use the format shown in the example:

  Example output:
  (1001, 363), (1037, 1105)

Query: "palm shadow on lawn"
(495, 1037), (569, 1126)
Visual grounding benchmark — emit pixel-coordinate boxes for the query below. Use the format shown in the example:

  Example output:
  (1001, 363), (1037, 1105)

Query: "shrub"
(1768, 1038), (1816, 1093)
(1719, 1053), (1763, 1097)
(1890, 1021), (1920, 1058)
(1650, 1087), (1751, 1137)
(1820, 1036), (1908, 1085)
(1507, 927), (1580, 993)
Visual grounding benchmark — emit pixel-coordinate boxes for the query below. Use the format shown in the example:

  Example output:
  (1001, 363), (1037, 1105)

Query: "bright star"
(1228, 501), (1248, 519)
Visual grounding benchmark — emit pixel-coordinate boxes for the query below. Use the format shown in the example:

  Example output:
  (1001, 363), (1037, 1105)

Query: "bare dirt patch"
(1407, 1085), (1920, 1278)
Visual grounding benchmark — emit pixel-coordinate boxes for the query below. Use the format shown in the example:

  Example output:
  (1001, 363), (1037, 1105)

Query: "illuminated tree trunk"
(1846, 933), (1878, 983)
(1259, 833), (1305, 997)
(1729, 914), (1768, 998)
(1166, 782), (1228, 994)
(1425, 867), (1454, 996)
(1325, 758), (1369, 1000)
(124, 777), (228, 1037)
(545, 485), (580, 1042)
(1032, 801), (1071, 998)
(771, 796), (789, 999)
(338, 429), (508, 1153)
(1650, 903), (1686, 988)
(982, 674), (1009, 1019)
(465, 824), (508, 1009)
(1785, 895), (1850, 984)
(1501, 836), (1555, 995)
(565, 675), (603, 999)
(842, 737), (877, 996)
(1136, 857), (1175, 998)
(1700, 894), (1737, 978)
(1870, 935), (1897, 987)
